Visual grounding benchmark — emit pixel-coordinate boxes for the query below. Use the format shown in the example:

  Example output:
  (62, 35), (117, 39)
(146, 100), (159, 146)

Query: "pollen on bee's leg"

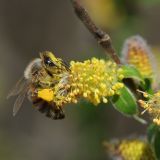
(37, 89), (54, 102)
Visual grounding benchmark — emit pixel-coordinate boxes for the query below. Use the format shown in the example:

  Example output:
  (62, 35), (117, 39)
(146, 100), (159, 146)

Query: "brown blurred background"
(0, 0), (160, 160)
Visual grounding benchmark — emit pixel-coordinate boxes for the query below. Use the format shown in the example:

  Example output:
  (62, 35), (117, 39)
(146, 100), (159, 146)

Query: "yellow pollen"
(38, 89), (54, 102)
(119, 139), (155, 160)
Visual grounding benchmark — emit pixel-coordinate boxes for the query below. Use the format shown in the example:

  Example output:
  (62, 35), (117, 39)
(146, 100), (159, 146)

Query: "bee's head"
(40, 51), (63, 73)
(40, 51), (61, 67)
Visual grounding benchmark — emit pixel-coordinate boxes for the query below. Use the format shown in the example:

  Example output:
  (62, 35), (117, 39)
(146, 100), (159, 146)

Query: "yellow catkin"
(48, 58), (124, 106)
(138, 90), (160, 126)
(122, 35), (155, 77)
(118, 140), (155, 160)
(104, 139), (155, 160)
(66, 58), (124, 105)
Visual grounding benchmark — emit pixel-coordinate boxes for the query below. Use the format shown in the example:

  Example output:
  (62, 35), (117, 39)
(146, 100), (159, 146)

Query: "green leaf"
(141, 78), (154, 94)
(147, 124), (157, 143)
(140, 0), (160, 6)
(147, 124), (160, 159)
(154, 131), (160, 159)
(122, 65), (144, 83)
(111, 86), (138, 116)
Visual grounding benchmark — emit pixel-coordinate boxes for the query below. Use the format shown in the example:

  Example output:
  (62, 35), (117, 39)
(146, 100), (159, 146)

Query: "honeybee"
(8, 51), (69, 119)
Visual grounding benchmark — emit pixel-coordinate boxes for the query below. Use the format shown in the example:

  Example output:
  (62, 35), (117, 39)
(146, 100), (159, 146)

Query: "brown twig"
(71, 0), (121, 64)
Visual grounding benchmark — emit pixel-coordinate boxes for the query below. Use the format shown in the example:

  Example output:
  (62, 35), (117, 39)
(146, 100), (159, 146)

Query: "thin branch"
(71, 0), (121, 64)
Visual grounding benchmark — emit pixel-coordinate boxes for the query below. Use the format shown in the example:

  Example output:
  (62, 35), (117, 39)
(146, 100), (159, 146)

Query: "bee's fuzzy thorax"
(24, 58), (41, 80)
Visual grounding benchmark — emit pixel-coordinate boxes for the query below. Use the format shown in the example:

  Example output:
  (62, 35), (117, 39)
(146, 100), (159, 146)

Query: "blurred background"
(0, 0), (160, 159)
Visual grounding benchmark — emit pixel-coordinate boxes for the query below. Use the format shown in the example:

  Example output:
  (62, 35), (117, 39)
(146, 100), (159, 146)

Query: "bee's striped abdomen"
(32, 97), (65, 120)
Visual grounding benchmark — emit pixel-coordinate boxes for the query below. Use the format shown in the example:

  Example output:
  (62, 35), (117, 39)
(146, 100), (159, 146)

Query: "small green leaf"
(141, 78), (154, 94)
(154, 131), (160, 159)
(122, 65), (144, 83)
(147, 124), (160, 159)
(147, 124), (157, 143)
(111, 86), (138, 116)
(140, 0), (160, 6)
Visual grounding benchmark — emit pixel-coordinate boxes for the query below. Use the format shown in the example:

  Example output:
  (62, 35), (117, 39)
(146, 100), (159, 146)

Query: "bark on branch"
(71, 0), (121, 64)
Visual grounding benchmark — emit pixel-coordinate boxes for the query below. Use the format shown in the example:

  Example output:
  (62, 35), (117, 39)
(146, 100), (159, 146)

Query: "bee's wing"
(12, 82), (29, 116)
(7, 76), (30, 116)
(7, 76), (28, 98)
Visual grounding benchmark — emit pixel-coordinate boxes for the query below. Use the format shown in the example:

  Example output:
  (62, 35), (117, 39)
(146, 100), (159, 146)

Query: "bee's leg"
(59, 107), (65, 119)
(46, 108), (52, 118)
(38, 81), (53, 88)
(51, 105), (65, 120)
(55, 108), (65, 119)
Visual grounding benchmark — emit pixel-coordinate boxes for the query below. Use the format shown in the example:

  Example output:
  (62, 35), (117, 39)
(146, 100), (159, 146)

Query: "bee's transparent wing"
(7, 76), (30, 116)
(7, 76), (27, 98)
(12, 83), (29, 116)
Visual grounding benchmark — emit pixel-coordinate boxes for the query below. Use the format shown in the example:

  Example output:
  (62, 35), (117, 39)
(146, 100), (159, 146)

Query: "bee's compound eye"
(44, 57), (55, 67)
